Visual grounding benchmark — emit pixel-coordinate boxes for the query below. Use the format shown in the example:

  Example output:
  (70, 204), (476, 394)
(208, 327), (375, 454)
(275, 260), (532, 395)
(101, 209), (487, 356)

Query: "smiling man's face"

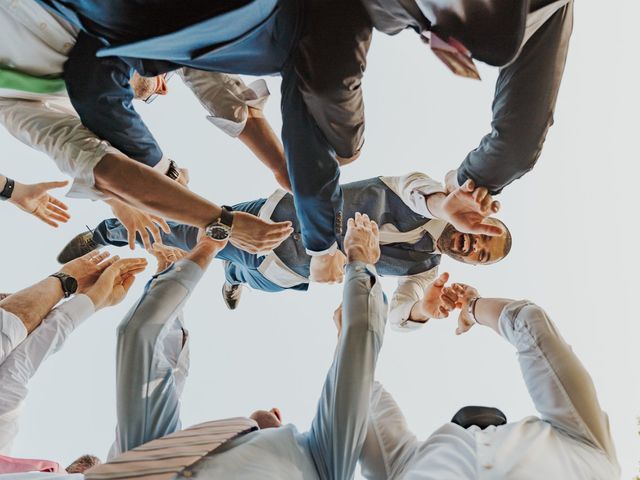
(438, 221), (511, 265)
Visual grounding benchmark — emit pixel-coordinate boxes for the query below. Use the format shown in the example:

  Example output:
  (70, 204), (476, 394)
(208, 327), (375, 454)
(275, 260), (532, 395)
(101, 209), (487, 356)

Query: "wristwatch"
(166, 159), (180, 181)
(467, 296), (480, 324)
(0, 178), (15, 201)
(49, 272), (78, 298)
(205, 206), (234, 240)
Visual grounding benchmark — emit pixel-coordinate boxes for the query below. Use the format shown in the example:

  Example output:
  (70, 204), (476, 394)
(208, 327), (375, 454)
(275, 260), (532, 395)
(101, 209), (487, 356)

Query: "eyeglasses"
(143, 71), (175, 104)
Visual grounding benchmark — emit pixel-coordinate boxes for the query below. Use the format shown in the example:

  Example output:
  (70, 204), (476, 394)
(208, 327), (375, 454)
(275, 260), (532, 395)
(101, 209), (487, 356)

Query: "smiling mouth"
(455, 233), (472, 256)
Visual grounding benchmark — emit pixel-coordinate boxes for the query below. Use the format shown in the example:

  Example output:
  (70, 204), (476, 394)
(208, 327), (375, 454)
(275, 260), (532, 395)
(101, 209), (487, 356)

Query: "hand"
(336, 148), (361, 166)
(343, 212), (380, 264)
(85, 258), (148, 310)
(60, 250), (120, 293)
(410, 272), (458, 321)
(229, 211), (293, 254)
(149, 244), (188, 273)
(309, 250), (346, 284)
(451, 283), (480, 335)
(10, 180), (70, 227)
(108, 198), (171, 250)
(438, 179), (503, 236)
(444, 169), (460, 194)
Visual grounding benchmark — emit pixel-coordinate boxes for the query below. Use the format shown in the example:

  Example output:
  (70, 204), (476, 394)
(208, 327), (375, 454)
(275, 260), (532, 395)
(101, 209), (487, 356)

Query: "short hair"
(493, 218), (512, 260)
(66, 454), (101, 473)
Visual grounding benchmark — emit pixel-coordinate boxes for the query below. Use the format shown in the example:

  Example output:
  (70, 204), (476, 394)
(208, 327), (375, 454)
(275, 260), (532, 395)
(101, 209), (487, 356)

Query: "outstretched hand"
(149, 244), (188, 273)
(85, 258), (148, 310)
(230, 211), (293, 254)
(343, 212), (380, 264)
(450, 283), (481, 335)
(410, 272), (458, 322)
(439, 179), (503, 236)
(61, 250), (120, 293)
(10, 180), (70, 227)
(108, 198), (171, 250)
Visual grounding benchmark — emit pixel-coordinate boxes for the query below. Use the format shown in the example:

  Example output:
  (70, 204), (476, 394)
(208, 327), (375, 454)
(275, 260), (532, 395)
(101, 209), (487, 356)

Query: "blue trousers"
(93, 199), (305, 293)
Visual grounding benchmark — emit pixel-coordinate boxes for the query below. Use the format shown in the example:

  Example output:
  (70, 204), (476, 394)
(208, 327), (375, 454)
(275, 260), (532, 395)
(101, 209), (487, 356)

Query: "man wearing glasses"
(0, 0), (293, 255)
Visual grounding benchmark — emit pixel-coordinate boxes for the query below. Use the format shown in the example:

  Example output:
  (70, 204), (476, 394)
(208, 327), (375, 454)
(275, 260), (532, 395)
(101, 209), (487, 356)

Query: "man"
(59, 172), (511, 330)
(356, 282), (620, 479)
(0, 0), (292, 253)
(3, 213), (392, 479)
(34, 0), (570, 274)
(0, 252), (147, 474)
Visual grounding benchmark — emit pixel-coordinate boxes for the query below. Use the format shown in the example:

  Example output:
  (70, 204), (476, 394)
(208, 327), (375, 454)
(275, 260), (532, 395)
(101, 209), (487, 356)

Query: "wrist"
(3, 178), (18, 203)
(409, 301), (430, 322)
(467, 296), (481, 325)
(346, 247), (369, 264)
(425, 192), (446, 219)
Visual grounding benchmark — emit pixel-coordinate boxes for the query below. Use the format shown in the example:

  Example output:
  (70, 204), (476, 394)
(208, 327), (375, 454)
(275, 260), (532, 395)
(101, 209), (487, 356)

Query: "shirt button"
(483, 464), (493, 469)
(293, 233), (300, 241)
(63, 42), (73, 51)
(39, 22), (47, 31)
(176, 267), (182, 272)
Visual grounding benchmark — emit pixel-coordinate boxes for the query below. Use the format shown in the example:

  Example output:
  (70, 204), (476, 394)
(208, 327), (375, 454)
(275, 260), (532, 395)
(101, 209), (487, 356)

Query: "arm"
(0, 295), (95, 454)
(64, 32), (164, 168)
(180, 69), (290, 190)
(453, 3), (573, 193)
(462, 294), (617, 462)
(389, 269), (438, 331)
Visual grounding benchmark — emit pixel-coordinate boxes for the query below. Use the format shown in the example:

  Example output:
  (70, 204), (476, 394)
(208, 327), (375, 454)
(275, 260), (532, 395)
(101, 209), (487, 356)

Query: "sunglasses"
(143, 71), (176, 104)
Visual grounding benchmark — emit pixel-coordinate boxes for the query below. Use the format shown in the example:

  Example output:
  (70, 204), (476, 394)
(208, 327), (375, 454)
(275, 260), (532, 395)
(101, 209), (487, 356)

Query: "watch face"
(207, 225), (230, 240)
(65, 277), (78, 296)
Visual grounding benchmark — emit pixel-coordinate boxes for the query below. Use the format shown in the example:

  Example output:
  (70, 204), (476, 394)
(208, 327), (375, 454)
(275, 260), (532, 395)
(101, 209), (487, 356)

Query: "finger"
(354, 212), (363, 227)
(438, 306), (450, 317)
(462, 179), (475, 192)
(152, 216), (171, 234)
(371, 221), (379, 236)
(347, 218), (355, 229)
(46, 204), (71, 220)
(45, 209), (70, 222)
(361, 213), (371, 227)
(122, 274), (136, 293)
(91, 251), (111, 263)
(262, 226), (294, 240)
(97, 255), (119, 271)
(148, 223), (163, 246)
(37, 214), (59, 228)
(140, 228), (152, 251)
(41, 180), (69, 191)
(127, 227), (136, 250)
(491, 200), (501, 213)
(432, 272), (449, 288)
(468, 222), (504, 237)
(47, 195), (69, 211)
(472, 187), (488, 204)
(440, 294), (457, 309)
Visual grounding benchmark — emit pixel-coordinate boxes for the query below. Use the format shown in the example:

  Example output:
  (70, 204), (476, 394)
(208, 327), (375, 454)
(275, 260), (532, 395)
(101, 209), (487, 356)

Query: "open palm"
(12, 181), (70, 227)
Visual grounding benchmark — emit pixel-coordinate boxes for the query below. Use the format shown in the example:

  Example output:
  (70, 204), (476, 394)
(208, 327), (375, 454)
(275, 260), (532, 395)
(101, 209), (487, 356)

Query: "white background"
(1, 1), (639, 478)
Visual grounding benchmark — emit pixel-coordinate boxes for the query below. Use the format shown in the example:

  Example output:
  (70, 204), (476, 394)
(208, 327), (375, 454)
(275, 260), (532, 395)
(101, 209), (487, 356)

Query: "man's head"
(66, 454), (101, 473)
(130, 72), (169, 101)
(437, 219), (512, 265)
(250, 408), (283, 430)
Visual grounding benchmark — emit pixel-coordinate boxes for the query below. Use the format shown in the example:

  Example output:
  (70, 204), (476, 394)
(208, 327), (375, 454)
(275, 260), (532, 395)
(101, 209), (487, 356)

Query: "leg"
(306, 263), (386, 479)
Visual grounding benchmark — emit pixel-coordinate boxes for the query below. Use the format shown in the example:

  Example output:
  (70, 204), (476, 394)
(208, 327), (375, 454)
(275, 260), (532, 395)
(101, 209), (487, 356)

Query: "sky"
(1, 1), (639, 478)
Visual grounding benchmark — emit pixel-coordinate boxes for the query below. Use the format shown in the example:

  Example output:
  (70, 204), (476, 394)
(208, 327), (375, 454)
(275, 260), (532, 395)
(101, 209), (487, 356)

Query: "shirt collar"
(424, 220), (447, 253)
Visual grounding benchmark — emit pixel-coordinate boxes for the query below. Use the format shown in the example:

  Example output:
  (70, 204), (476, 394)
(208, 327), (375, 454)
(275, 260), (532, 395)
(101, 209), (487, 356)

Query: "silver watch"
(205, 206), (234, 240)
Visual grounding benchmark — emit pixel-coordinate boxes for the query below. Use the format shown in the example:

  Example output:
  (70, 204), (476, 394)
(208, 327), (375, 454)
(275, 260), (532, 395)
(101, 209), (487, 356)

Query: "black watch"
(49, 272), (78, 298)
(0, 178), (15, 201)
(166, 159), (180, 181)
(205, 206), (234, 240)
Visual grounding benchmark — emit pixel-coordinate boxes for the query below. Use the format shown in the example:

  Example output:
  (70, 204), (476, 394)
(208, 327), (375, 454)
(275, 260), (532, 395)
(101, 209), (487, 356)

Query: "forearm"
(94, 152), (221, 227)
(425, 192), (447, 220)
(473, 297), (514, 334)
(238, 108), (287, 175)
(0, 278), (64, 334)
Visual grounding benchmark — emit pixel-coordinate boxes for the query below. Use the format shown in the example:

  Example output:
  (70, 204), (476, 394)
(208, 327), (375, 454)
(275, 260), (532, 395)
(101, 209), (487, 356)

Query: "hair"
(65, 454), (101, 473)
(492, 218), (512, 261)
(129, 72), (156, 100)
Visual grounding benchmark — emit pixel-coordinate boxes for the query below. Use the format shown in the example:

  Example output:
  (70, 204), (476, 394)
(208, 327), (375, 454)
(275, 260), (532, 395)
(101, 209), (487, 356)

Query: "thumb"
(461, 179), (475, 192)
(432, 272), (449, 288)
(468, 221), (504, 237)
(41, 180), (69, 191)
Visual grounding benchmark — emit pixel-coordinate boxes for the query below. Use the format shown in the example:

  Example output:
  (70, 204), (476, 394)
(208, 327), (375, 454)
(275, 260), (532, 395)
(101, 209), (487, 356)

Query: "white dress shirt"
(0, 309), (27, 367)
(360, 301), (621, 480)
(0, 295), (95, 455)
(0, 0), (271, 199)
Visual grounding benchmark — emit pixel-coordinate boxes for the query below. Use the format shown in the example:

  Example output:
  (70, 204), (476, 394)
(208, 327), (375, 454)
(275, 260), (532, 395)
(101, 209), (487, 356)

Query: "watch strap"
(219, 206), (234, 228)
(0, 178), (15, 201)
(49, 272), (77, 298)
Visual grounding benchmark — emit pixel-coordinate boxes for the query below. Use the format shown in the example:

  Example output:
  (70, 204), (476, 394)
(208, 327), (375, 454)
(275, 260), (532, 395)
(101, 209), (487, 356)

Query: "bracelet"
(467, 296), (481, 324)
(0, 178), (15, 201)
(166, 160), (180, 181)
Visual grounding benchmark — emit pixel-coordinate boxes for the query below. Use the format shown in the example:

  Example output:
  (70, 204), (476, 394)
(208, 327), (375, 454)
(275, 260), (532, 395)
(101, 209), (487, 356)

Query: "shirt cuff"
(0, 308), (28, 350)
(56, 294), (96, 328)
(497, 299), (535, 340)
(305, 242), (338, 257)
(153, 155), (171, 175)
(153, 258), (205, 292)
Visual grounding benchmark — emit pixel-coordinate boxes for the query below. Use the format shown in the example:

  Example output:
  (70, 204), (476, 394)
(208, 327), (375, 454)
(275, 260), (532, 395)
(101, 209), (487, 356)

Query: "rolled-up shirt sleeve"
(389, 268), (437, 332)
(0, 295), (95, 454)
(179, 68), (269, 138)
(0, 96), (117, 200)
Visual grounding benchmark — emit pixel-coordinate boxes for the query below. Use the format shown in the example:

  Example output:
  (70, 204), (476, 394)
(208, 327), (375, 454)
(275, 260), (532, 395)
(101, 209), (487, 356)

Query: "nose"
(472, 236), (479, 252)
